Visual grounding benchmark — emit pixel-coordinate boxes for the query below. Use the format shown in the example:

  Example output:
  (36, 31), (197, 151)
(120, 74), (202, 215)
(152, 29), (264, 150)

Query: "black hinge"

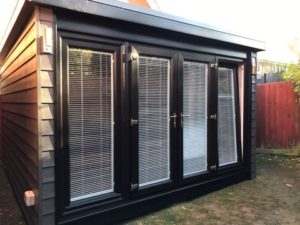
(127, 46), (138, 62)
(130, 119), (139, 127)
(131, 183), (138, 191)
(209, 114), (217, 120)
(210, 62), (218, 69)
(210, 164), (217, 171)
(122, 54), (127, 62)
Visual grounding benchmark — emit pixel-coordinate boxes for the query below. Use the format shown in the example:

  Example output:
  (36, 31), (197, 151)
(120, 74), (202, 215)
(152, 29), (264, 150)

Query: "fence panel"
(0, 97), (1, 159)
(257, 81), (300, 147)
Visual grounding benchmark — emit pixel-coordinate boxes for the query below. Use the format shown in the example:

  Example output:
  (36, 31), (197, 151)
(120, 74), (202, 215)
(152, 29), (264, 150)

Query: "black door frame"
(177, 51), (216, 185)
(215, 57), (245, 170)
(127, 43), (179, 198)
(55, 34), (124, 219)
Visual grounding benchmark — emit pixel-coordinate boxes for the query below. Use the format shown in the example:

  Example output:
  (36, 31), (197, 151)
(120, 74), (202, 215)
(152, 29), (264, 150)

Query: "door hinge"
(127, 51), (138, 61)
(122, 54), (127, 62)
(170, 113), (177, 128)
(210, 63), (218, 69)
(130, 119), (139, 127)
(210, 164), (217, 171)
(210, 114), (217, 120)
(131, 183), (139, 191)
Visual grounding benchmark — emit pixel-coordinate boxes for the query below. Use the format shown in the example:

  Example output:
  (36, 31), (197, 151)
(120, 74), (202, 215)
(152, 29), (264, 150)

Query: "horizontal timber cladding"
(0, 10), (39, 225)
(0, 6), (56, 225)
(36, 7), (56, 225)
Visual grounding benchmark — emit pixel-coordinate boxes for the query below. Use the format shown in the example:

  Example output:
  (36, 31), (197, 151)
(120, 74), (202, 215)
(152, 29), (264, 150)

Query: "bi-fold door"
(178, 52), (212, 184)
(127, 45), (244, 195)
(216, 62), (243, 168)
(61, 39), (244, 207)
(128, 45), (178, 195)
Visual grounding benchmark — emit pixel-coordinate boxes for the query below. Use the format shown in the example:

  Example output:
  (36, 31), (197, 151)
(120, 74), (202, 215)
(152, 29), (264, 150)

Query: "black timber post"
(245, 52), (257, 179)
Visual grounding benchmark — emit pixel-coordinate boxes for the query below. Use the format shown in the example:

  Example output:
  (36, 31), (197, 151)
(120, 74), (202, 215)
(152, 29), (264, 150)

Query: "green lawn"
(0, 154), (299, 225)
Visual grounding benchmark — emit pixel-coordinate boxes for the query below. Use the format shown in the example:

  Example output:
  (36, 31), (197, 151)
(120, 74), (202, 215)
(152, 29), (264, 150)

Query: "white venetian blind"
(138, 56), (170, 187)
(217, 67), (238, 166)
(183, 61), (208, 176)
(68, 48), (114, 201)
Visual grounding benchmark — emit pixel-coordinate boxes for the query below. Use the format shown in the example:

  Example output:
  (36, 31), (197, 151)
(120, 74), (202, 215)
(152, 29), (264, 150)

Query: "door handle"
(181, 113), (191, 127)
(170, 113), (177, 128)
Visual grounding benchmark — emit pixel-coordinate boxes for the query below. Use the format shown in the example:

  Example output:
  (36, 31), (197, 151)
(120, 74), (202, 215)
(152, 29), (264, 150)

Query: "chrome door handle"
(181, 113), (191, 127)
(170, 113), (177, 128)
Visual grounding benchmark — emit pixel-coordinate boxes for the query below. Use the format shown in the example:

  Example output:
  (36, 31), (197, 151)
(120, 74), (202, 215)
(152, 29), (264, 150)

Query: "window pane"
(218, 67), (238, 166)
(68, 48), (114, 201)
(138, 56), (170, 187)
(183, 61), (208, 176)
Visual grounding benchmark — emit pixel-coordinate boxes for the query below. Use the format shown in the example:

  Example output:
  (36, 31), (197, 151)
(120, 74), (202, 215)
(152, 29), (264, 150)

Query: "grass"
(125, 154), (300, 225)
(0, 154), (299, 225)
(257, 146), (300, 156)
(0, 162), (25, 225)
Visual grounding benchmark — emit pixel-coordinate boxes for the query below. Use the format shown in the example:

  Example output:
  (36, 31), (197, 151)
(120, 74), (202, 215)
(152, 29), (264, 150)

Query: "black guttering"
(31, 0), (265, 50)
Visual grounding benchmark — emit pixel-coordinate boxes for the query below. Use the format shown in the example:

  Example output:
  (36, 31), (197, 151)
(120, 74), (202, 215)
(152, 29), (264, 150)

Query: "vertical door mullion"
(176, 53), (184, 182)
(120, 43), (131, 198)
(207, 58), (219, 171)
(233, 67), (243, 164)
(172, 53), (181, 183)
(114, 49), (121, 194)
(129, 45), (139, 192)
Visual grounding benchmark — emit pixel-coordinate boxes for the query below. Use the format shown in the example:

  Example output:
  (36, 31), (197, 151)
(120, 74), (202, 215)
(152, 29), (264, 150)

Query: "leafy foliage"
(281, 63), (300, 99)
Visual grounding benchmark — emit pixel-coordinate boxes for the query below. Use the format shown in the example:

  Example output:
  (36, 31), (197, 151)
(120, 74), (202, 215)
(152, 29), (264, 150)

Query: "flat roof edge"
(0, 0), (265, 64)
(0, 1), (32, 65)
(32, 0), (265, 51)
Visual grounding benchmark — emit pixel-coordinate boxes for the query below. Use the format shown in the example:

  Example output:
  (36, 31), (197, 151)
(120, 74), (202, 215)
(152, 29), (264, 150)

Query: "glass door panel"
(183, 61), (208, 176)
(68, 48), (114, 201)
(138, 56), (171, 187)
(217, 67), (238, 166)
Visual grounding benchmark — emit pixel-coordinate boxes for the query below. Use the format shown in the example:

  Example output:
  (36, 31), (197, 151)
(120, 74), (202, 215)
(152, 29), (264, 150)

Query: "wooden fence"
(0, 98), (1, 159)
(256, 81), (300, 148)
